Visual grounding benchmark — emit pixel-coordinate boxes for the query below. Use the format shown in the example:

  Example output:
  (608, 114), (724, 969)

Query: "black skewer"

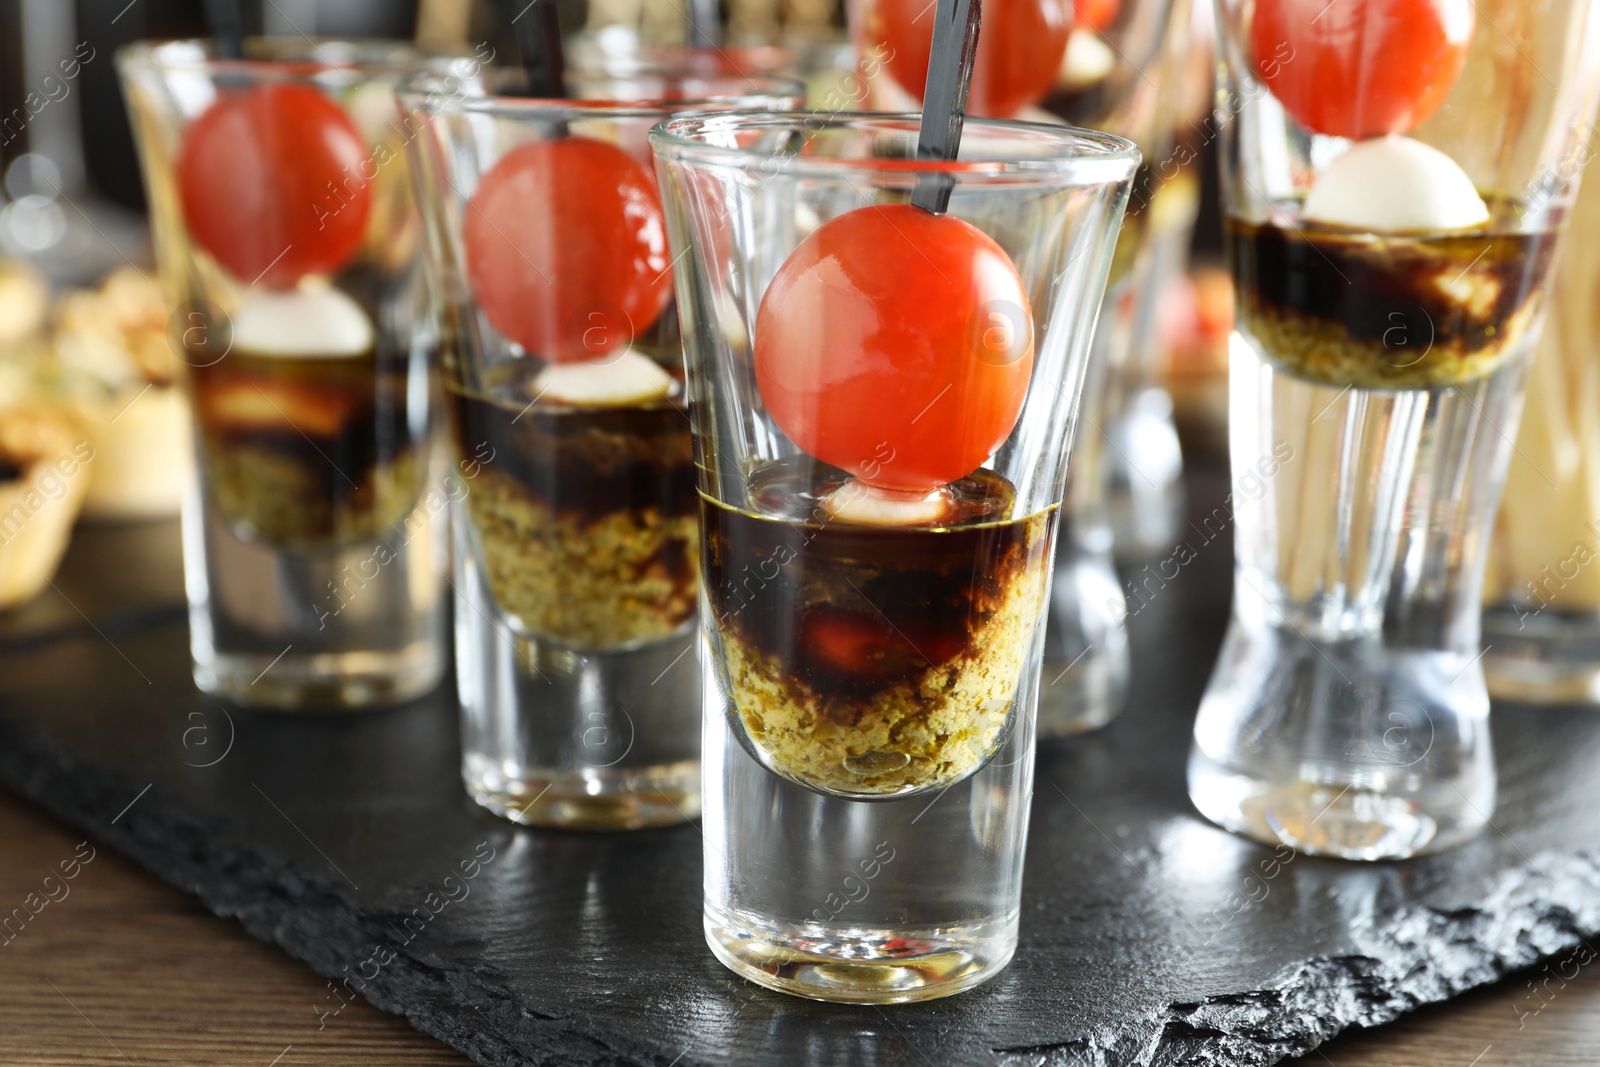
(507, 0), (567, 98)
(910, 0), (981, 214)
(203, 0), (245, 60)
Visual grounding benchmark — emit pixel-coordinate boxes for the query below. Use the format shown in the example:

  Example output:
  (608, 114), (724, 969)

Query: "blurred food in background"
(0, 261), (190, 522)
(51, 267), (188, 519)
(0, 405), (89, 609)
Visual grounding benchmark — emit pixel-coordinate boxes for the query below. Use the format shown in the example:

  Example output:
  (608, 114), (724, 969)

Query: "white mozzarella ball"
(824, 481), (952, 526)
(231, 286), (375, 358)
(532, 348), (675, 406)
(1303, 135), (1489, 233)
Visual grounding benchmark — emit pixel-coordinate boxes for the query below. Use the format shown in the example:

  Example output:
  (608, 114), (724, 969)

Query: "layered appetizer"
(709, 202), (1055, 798)
(451, 133), (698, 650)
(173, 81), (426, 548)
(1235, 0), (1554, 390)
(188, 287), (423, 547)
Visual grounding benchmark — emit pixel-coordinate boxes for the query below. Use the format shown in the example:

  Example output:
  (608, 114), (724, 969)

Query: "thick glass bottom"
(464, 754), (700, 830)
(194, 642), (443, 710)
(1194, 335), (1513, 859)
(1188, 748), (1488, 860)
(1483, 605), (1600, 704)
(704, 902), (1015, 1005)
(183, 474), (449, 712)
(1189, 623), (1495, 860)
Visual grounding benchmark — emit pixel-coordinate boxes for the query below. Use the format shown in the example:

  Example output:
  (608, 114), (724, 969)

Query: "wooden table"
(1, 791), (1595, 1065)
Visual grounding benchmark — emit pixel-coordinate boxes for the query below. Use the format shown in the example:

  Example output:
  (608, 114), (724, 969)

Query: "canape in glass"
(1189, 0), (1600, 858)
(654, 110), (1136, 1001)
(404, 68), (804, 829)
(120, 39), (447, 709)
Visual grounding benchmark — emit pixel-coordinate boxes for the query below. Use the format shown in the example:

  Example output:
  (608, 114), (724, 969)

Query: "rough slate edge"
(1004, 849), (1600, 1067)
(7, 717), (1600, 1067)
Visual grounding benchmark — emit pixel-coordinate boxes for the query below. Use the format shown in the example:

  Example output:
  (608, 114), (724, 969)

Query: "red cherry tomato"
(1251, 0), (1473, 139)
(754, 204), (1033, 493)
(800, 605), (965, 682)
(1075, 0), (1120, 31)
(875, 0), (1073, 118)
(177, 84), (371, 288)
(464, 137), (672, 363)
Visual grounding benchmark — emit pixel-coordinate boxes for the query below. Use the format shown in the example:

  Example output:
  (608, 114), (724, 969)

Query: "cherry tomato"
(875, 0), (1073, 118)
(799, 605), (965, 682)
(464, 137), (672, 363)
(1251, 0), (1473, 139)
(1075, 0), (1120, 31)
(177, 84), (371, 288)
(754, 204), (1033, 493)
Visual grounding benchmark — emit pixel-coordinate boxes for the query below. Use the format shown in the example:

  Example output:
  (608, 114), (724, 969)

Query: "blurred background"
(0, 0), (1223, 301)
(0, 0), (1231, 594)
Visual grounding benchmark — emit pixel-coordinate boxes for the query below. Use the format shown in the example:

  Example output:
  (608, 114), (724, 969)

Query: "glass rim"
(649, 111), (1142, 184)
(397, 68), (808, 117)
(115, 37), (440, 77)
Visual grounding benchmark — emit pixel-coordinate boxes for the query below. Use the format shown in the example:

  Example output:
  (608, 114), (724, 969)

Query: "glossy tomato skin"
(1075, 0), (1119, 31)
(1251, 0), (1474, 139)
(463, 137), (672, 363)
(876, 0), (1073, 118)
(754, 204), (1033, 493)
(177, 84), (371, 288)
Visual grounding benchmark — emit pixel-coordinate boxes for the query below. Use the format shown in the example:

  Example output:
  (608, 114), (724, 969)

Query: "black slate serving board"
(3, 466), (1599, 1067)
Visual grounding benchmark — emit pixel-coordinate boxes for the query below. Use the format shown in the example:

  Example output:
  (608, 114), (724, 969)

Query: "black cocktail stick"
(910, 0), (981, 214)
(204, 0), (245, 60)
(504, 0), (566, 98)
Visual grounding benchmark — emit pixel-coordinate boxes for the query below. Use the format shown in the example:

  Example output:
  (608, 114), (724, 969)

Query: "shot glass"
(1027, 0), (1192, 737)
(120, 39), (448, 709)
(1484, 147), (1600, 703)
(403, 70), (804, 829)
(653, 111), (1136, 1001)
(1189, 0), (1600, 858)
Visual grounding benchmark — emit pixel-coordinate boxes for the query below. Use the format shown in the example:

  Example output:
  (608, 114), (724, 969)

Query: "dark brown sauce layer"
(447, 359), (695, 525)
(186, 330), (430, 548)
(704, 461), (1052, 704)
(1229, 212), (1556, 359)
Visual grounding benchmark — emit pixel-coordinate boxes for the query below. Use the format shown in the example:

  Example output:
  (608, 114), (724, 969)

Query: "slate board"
(3, 464), (1600, 1067)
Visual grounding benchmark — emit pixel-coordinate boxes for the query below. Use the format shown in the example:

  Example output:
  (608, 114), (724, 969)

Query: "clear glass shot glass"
(1190, 0), (1600, 858)
(1095, 0), (1202, 566)
(653, 111), (1136, 1002)
(402, 69), (804, 829)
(1023, 0), (1190, 738)
(119, 39), (449, 710)
(1484, 145), (1600, 703)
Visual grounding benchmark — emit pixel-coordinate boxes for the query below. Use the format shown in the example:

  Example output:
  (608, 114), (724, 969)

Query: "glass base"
(1188, 749), (1486, 860)
(1483, 604), (1600, 704)
(464, 754), (700, 830)
(1037, 531), (1129, 738)
(453, 504), (703, 831)
(1189, 623), (1495, 860)
(194, 641), (444, 711)
(704, 902), (1015, 1005)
